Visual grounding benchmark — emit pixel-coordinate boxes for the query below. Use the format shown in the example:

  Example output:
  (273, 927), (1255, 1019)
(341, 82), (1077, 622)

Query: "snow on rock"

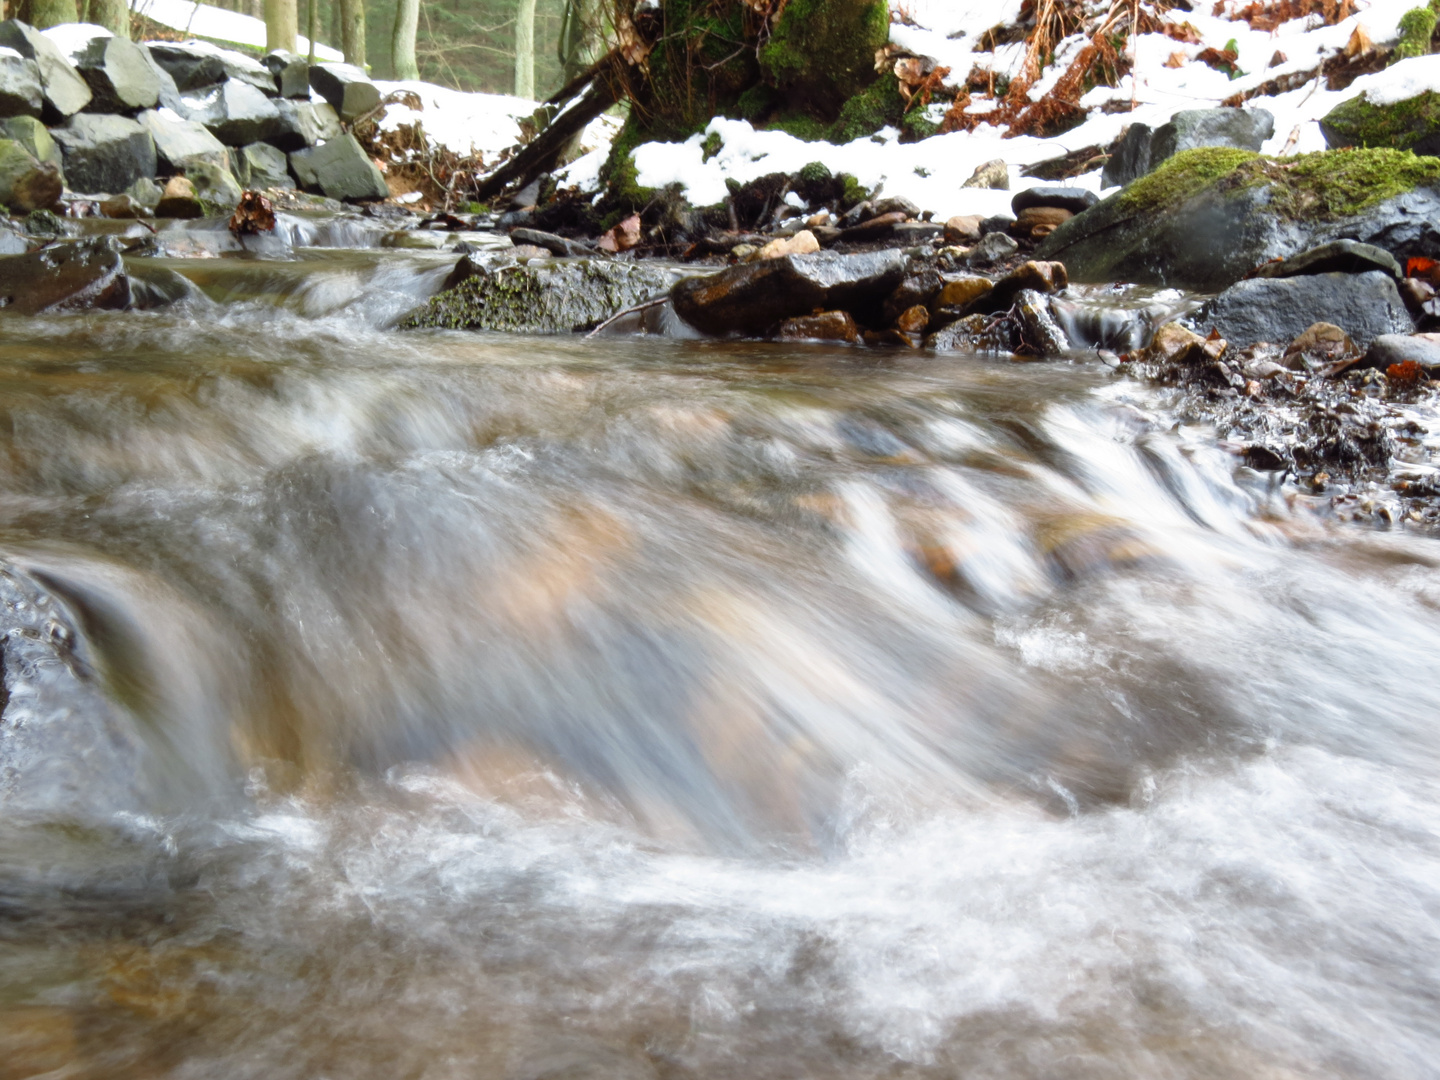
(372, 80), (536, 160)
(1344, 53), (1440, 104)
(40, 22), (111, 59)
(129, 0), (342, 60)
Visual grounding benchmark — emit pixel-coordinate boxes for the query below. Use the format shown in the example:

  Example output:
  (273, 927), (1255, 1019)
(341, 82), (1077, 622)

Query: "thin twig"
(585, 295), (671, 337)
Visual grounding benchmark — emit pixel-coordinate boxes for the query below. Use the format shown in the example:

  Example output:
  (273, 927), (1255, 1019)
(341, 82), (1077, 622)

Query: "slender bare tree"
(391, 0), (419, 79)
(265, 0), (298, 51)
(25, 0), (78, 27)
(340, 0), (366, 69)
(513, 0), (536, 98)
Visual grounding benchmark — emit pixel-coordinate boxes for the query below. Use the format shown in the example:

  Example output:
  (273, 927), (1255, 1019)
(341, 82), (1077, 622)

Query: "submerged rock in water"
(1038, 147), (1440, 291)
(1196, 271), (1413, 349)
(401, 258), (678, 334)
(671, 250), (907, 337)
(0, 238), (129, 314)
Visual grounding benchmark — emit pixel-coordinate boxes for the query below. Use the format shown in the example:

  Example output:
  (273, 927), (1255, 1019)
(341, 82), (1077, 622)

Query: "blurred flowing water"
(1, 251), (1439, 1080)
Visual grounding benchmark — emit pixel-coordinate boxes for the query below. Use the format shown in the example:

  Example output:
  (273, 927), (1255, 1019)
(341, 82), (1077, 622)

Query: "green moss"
(901, 110), (940, 142)
(1113, 144), (1440, 222)
(1321, 88), (1440, 149)
(1393, 6), (1436, 61)
(597, 117), (657, 219)
(734, 83), (777, 122)
(830, 76), (907, 143)
(700, 130), (723, 162)
(768, 111), (830, 141)
(759, 0), (889, 118)
(839, 173), (870, 210)
(798, 161), (832, 186)
(641, 0), (759, 139)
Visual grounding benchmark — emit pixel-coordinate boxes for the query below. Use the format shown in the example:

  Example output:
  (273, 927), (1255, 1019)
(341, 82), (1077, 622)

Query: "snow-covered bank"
(132, 0), (342, 59)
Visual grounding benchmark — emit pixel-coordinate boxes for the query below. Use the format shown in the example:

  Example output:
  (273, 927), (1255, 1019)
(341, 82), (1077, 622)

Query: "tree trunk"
(340, 0), (366, 69)
(27, 0), (78, 28)
(513, 0), (536, 99)
(557, 0), (598, 82)
(90, 0), (129, 37)
(391, 0), (418, 80)
(306, 0), (316, 63)
(265, 0), (298, 52)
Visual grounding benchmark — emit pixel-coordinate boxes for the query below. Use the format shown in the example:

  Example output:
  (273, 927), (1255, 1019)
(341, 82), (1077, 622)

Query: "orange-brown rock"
(943, 214), (984, 244)
(776, 310), (860, 343)
(1012, 206), (1073, 239)
(894, 303), (930, 333)
(931, 275), (994, 312)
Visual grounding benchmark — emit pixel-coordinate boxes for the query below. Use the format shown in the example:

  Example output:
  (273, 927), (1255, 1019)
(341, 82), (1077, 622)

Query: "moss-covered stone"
(596, 117), (658, 222)
(1321, 86), (1440, 150)
(401, 260), (677, 334)
(758, 0), (889, 118)
(830, 76), (907, 143)
(1392, 6), (1436, 62)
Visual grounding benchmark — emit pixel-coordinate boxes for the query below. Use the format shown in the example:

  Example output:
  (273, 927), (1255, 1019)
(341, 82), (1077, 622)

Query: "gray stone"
(137, 108), (230, 173)
(1198, 271), (1413, 349)
(68, 33), (159, 113)
(1150, 108), (1274, 167)
(235, 140), (290, 188)
(146, 40), (275, 95)
(135, 42), (185, 113)
(186, 80), (283, 146)
(961, 158), (1008, 190)
(1101, 122), (1152, 188)
(125, 174), (161, 208)
(288, 133), (387, 201)
(1011, 186), (1098, 215)
(2, 114), (61, 174)
(1253, 239), (1403, 280)
(51, 112), (156, 194)
(0, 137), (58, 211)
(266, 97), (340, 151)
(671, 250), (908, 336)
(0, 20), (92, 121)
(509, 227), (593, 256)
(872, 195), (920, 218)
(1363, 333), (1440, 370)
(308, 62), (379, 121)
(263, 49), (308, 98)
(0, 47), (41, 118)
(186, 159), (242, 207)
(967, 230), (1018, 266)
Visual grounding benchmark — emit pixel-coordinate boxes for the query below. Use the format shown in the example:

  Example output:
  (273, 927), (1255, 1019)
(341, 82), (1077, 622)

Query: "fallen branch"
(585, 294), (671, 337)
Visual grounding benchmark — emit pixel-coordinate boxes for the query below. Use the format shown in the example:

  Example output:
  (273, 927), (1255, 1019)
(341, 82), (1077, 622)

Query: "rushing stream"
(2, 247), (1440, 1079)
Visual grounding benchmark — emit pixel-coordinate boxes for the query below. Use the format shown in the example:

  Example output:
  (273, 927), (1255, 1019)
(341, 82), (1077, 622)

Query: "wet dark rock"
(1101, 122), (1152, 187)
(186, 80), (284, 146)
(1037, 148), (1440, 291)
(775, 310), (860, 342)
(1362, 332), (1440, 371)
(0, 20), (92, 121)
(967, 231), (1018, 266)
(0, 137), (59, 211)
(838, 210), (906, 243)
(1150, 108), (1274, 166)
(51, 113), (156, 194)
(0, 48), (41, 118)
(925, 312), (1010, 351)
(979, 215), (1014, 235)
(1253, 238), (1402, 280)
(1011, 187), (1097, 215)
(509, 227), (592, 257)
(267, 98), (341, 151)
(670, 250), (907, 336)
(308, 62), (379, 122)
(263, 49), (309, 98)
(1198, 271), (1413, 349)
(0, 238), (128, 314)
(137, 108), (230, 173)
(882, 268), (942, 323)
(892, 221), (943, 243)
(989, 260), (1068, 311)
(1013, 289), (1070, 355)
(289, 134), (387, 201)
(402, 259), (677, 334)
(68, 33), (159, 113)
(928, 274), (993, 315)
(234, 140), (290, 188)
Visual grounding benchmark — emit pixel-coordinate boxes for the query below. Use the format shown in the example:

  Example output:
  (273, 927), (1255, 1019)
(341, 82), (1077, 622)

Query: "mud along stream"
(1, 239), (1439, 1080)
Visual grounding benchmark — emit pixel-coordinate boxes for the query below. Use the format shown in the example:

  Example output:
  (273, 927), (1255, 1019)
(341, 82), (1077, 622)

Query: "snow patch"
(129, 0), (342, 60)
(1345, 53), (1440, 105)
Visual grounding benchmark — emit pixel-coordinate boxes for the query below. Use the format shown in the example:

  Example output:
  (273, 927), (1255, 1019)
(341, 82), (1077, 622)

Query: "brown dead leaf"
(1344, 23), (1372, 56)
(1165, 51), (1187, 67)
(597, 213), (642, 253)
(228, 190), (275, 235)
(1162, 20), (1205, 43)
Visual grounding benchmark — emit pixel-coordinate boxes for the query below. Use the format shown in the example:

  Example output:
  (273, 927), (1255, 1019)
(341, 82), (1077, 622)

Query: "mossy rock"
(1036, 145), (1440, 290)
(1391, 6), (1436, 62)
(1321, 84), (1440, 151)
(400, 259), (680, 334)
(758, 0), (889, 120)
(829, 76), (907, 143)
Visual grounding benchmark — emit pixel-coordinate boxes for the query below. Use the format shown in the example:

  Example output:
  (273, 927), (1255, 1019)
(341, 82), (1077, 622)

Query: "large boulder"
(51, 112), (156, 194)
(1320, 58), (1440, 152)
(263, 49), (309, 98)
(145, 40), (276, 96)
(0, 47), (41, 118)
(308, 62), (379, 121)
(234, 140), (290, 188)
(1196, 271), (1413, 348)
(288, 133), (387, 201)
(61, 30), (160, 113)
(267, 97), (341, 151)
(671, 250), (908, 336)
(401, 259), (679, 333)
(0, 238), (129, 314)
(2, 114), (62, 174)
(185, 80), (283, 146)
(186, 159), (242, 207)
(0, 138), (59, 211)
(138, 108), (230, 173)
(1102, 109), (1273, 188)
(0, 20), (92, 121)
(1037, 146), (1440, 291)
